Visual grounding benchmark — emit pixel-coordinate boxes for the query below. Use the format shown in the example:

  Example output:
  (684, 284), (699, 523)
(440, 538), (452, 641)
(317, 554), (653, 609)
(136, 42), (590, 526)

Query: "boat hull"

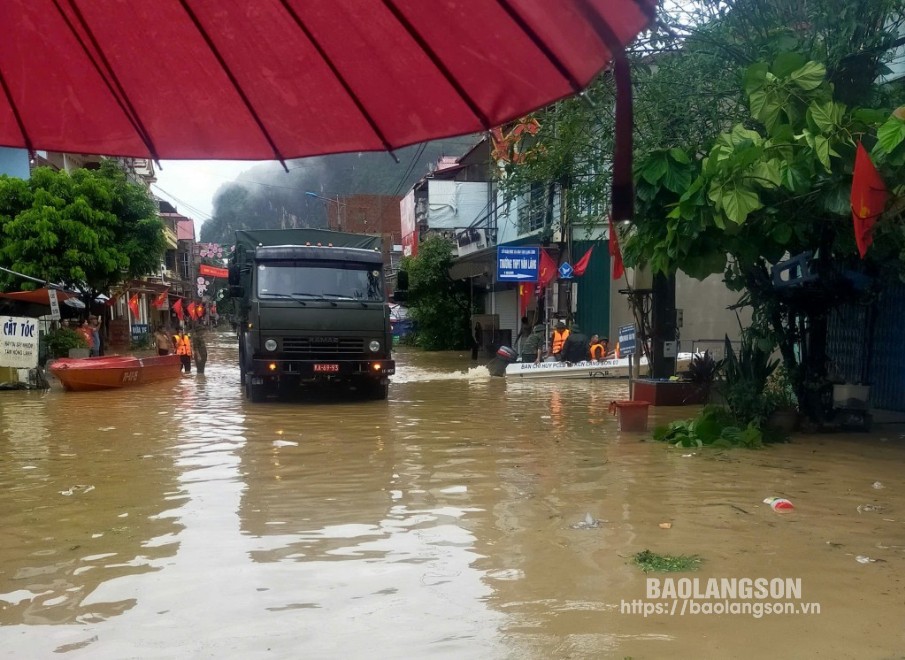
(504, 353), (694, 379)
(50, 355), (182, 391)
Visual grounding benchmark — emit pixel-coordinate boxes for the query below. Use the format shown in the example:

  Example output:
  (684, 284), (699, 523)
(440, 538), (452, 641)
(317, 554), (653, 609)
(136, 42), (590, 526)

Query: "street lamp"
(305, 191), (345, 231)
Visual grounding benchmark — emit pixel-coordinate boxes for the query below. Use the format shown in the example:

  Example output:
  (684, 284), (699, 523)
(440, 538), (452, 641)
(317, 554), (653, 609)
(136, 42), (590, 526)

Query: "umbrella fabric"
(0, 0), (655, 161)
(0, 287), (80, 306)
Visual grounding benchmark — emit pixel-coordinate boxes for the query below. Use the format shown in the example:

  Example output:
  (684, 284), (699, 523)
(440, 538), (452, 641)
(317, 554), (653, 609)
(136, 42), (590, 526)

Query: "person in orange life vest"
(173, 328), (193, 373)
(550, 319), (570, 361)
(607, 341), (621, 359)
(588, 334), (606, 361)
(77, 319), (94, 351)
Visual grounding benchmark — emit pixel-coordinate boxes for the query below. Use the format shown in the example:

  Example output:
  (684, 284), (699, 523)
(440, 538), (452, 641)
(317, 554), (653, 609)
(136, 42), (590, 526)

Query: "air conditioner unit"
(456, 228), (488, 257)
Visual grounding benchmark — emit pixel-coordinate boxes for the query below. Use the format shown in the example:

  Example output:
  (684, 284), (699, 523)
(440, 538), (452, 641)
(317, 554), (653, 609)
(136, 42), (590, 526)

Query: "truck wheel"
(245, 379), (266, 403)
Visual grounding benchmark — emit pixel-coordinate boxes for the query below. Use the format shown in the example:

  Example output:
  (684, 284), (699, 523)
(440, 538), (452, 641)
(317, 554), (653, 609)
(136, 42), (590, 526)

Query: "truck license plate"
(313, 363), (339, 373)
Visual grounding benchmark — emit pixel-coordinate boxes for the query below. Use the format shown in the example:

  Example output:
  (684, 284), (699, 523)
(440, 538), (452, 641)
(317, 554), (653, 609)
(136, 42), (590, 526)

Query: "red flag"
(128, 294), (140, 318)
(538, 249), (557, 290)
(608, 217), (625, 280)
(518, 283), (533, 318)
(152, 288), (169, 308)
(173, 298), (184, 321)
(193, 303), (205, 320)
(187, 301), (196, 320)
(105, 294), (118, 307)
(572, 246), (594, 277)
(851, 142), (887, 258)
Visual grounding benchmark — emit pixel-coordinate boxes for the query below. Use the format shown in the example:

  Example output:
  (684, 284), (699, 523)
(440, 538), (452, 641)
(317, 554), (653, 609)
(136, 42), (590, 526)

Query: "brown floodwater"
(1, 332), (904, 658)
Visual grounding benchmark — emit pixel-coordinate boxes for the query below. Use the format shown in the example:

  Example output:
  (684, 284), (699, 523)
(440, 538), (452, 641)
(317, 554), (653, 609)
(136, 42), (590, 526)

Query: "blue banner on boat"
(497, 247), (540, 282)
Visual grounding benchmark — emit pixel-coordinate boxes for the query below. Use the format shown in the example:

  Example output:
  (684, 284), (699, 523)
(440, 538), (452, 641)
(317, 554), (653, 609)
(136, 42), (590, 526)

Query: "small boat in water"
(501, 352), (696, 379)
(50, 355), (182, 391)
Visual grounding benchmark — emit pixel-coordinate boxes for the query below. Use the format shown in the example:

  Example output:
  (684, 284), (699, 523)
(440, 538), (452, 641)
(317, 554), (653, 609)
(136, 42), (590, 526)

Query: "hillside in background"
(199, 137), (478, 245)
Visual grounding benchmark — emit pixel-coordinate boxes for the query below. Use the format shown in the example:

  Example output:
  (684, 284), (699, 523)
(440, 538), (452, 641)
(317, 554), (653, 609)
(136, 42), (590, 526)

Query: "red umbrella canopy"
(0, 0), (655, 162)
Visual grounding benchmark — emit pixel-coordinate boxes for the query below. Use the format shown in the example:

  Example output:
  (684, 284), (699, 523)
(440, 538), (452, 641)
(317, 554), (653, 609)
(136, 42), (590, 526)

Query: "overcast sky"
(151, 160), (271, 236)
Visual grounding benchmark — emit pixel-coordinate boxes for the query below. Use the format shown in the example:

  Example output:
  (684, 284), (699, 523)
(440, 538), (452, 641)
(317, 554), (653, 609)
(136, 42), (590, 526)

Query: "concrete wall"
(609, 269), (748, 356)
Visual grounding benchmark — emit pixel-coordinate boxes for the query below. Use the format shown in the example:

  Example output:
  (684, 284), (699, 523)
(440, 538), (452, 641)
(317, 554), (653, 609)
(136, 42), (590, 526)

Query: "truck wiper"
(320, 293), (367, 308)
(265, 292), (307, 306)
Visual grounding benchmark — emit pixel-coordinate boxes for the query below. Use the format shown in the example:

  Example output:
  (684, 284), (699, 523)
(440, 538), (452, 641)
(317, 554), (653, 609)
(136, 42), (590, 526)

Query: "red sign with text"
(199, 264), (229, 278)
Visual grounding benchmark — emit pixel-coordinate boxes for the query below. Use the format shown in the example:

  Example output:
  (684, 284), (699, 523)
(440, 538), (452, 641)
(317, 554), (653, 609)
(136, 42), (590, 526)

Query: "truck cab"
(230, 230), (395, 401)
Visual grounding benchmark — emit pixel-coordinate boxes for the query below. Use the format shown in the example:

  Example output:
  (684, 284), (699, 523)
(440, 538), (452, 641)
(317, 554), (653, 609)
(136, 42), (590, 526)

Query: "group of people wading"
(517, 317), (620, 365)
(154, 325), (207, 374)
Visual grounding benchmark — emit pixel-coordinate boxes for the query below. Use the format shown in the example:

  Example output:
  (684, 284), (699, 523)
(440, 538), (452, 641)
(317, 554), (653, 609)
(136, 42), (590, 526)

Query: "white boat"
(503, 353), (695, 379)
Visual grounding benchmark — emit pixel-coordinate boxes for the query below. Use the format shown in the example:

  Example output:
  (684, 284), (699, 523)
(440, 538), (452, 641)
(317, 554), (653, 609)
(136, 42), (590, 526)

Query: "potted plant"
(684, 350), (724, 403)
(763, 366), (798, 433)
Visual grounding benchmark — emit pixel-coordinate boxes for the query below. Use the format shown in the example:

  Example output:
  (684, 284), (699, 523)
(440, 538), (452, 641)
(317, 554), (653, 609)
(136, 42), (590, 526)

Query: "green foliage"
(0, 162), (164, 300)
(43, 327), (88, 359)
(685, 350), (723, 385)
(653, 405), (766, 449)
(402, 236), (471, 350)
(721, 332), (779, 425)
(633, 550), (702, 573)
(762, 365), (798, 412)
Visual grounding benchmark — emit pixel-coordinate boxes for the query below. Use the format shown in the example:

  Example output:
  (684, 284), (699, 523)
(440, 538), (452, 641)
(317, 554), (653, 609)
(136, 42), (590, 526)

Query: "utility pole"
(650, 272), (677, 378)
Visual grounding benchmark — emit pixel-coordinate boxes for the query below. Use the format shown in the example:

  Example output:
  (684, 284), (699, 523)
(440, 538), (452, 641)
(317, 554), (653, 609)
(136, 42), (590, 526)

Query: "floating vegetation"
(633, 549), (702, 573)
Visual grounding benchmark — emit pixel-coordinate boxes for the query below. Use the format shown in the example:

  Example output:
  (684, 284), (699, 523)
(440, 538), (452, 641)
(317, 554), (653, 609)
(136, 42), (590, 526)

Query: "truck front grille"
(282, 337), (365, 357)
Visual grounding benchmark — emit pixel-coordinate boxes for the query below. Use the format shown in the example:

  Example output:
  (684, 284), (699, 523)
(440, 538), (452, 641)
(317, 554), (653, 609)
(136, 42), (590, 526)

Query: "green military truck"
(228, 228), (395, 401)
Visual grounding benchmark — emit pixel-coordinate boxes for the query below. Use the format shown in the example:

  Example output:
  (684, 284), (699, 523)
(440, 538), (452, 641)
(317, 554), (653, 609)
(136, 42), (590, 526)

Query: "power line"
(151, 184), (213, 221)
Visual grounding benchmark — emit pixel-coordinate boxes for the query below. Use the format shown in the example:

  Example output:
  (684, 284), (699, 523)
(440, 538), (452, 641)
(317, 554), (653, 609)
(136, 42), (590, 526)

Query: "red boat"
(50, 355), (183, 392)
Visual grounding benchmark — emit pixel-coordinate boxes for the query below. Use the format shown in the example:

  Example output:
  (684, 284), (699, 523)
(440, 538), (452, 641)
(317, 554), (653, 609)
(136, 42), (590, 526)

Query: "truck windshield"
(257, 261), (384, 302)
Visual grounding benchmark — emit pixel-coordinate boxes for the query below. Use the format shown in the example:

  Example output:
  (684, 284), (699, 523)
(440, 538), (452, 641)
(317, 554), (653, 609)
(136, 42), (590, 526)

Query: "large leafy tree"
(0, 161), (164, 303)
(496, 0), (905, 419)
(401, 236), (472, 351)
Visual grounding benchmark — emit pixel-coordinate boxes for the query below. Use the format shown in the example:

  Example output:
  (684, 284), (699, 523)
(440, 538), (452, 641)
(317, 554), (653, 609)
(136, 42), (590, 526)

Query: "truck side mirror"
(229, 285), (244, 298)
(228, 265), (240, 286)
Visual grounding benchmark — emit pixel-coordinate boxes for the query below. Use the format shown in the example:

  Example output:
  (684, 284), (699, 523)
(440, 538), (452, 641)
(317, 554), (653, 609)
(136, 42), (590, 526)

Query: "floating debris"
(659, 522), (672, 529)
(872, 481), (885, 490)
(272, 440), (298, 448)
(60, 485), (95, 496)
(571, 512), (604, 529)
(857, 504), (884, 514)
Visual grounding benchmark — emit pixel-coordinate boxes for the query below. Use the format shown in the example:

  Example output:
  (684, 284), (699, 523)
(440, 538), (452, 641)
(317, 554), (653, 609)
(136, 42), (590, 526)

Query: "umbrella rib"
(0, 68), (33, 153)
(572, 0), (637, 222)
(58, 0), (161, 164)
(177, 0), (288, 170)
(380, 0), (490, 128)
(493, 0), (583, 94)
(277, 0), (397, 155)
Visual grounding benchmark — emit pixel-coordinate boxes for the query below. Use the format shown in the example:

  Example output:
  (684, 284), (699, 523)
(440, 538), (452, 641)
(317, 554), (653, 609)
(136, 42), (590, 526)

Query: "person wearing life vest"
(173, 328), (193, 373)
(588, 334), (605, 361)
(607, 341), (621, 359)
(550, 319), (570, 361)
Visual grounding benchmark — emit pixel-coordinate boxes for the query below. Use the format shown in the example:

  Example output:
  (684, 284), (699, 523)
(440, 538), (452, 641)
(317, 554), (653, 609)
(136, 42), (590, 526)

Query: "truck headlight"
(264, 339), (278, 352)
(369, 340), (381, 352)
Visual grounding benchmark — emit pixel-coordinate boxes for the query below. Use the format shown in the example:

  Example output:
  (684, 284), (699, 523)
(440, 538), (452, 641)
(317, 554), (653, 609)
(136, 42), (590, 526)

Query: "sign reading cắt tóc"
(1, 316), (39, 369)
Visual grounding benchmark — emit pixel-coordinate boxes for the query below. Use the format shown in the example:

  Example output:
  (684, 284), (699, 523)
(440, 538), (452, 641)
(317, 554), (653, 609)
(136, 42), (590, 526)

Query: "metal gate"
(827, 282), (905, 411)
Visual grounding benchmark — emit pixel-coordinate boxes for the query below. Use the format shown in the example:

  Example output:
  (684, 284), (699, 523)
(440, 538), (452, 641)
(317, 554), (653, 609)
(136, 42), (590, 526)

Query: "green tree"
(0, 162), (164, 303)
(401, 236), (472, 350)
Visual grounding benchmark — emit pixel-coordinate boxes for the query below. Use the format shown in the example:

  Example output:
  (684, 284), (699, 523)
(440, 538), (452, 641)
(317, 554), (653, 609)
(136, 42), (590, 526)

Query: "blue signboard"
(558, 262), (573, 279)
(618, 324), (636, 356)
(497, 246), (540, 282)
